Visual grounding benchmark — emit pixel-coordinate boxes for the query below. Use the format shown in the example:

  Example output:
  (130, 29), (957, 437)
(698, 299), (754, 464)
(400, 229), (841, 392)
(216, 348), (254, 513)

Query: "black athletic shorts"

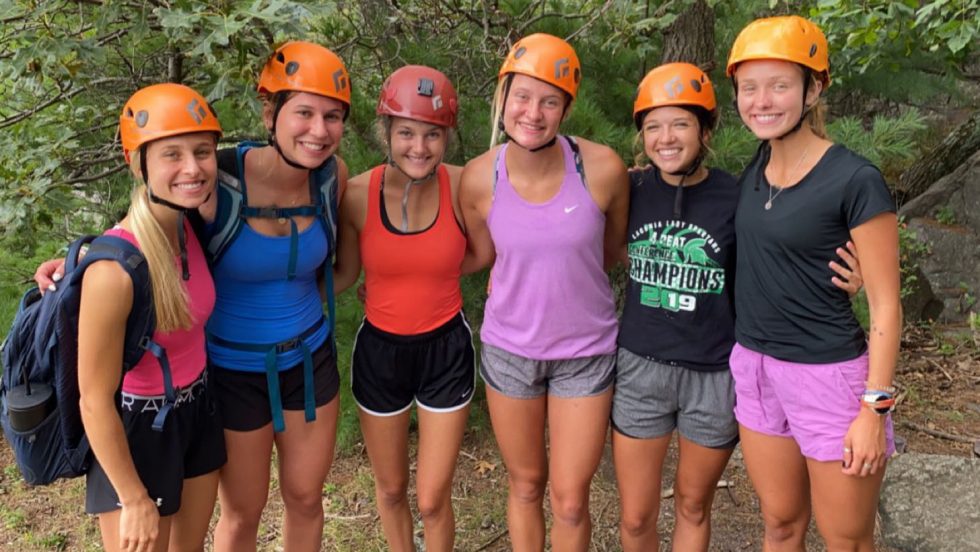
(211, 340), (339, 432)
(85, 371), (226, 516)
(352, 311), (475, 416)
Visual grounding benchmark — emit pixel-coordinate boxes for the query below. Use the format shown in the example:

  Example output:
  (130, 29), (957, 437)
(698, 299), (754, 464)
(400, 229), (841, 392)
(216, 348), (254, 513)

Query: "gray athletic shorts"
(480, 343), (615, 399)
(611, 347), (737, 448)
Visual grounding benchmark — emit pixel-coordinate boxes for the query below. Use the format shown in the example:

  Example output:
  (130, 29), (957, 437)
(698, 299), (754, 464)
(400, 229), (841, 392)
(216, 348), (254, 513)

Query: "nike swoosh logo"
(564, 205), (578, 214)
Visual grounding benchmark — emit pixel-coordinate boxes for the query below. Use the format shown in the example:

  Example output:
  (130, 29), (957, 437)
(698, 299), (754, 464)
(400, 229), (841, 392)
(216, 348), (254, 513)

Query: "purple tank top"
(481, 136), (618, 359)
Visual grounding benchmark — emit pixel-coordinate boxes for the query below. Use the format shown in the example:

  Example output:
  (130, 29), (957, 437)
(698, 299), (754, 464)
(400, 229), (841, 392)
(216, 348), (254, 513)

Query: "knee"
(549, 487), (589, 528)
(218, 497), (266, 531)
(761, 513), (807, 544)
(620, 508), (657, 539)
(280, 484), (324, 518)
(416, 491), (449, 522)
(375, 480), (409, 511)
(508, 472), (547, 505)
(674, 493), (710, 527)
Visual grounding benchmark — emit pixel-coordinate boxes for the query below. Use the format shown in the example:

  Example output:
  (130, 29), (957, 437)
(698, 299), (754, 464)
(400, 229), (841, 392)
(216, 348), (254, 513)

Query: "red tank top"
(360, 164), (465, 335)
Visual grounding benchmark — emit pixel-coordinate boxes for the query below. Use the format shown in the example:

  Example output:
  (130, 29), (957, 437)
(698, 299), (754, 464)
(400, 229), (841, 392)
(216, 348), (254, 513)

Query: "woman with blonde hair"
(459, 33), (629, 551)
(79, 82), (225, 552)
(726, 15), (899, 551)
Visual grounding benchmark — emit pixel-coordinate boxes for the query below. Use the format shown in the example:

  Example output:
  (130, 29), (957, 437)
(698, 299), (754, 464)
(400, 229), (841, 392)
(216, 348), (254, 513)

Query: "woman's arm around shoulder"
(575, 137), (629, 270)
(458, 150), (499, 275)
(332, 168), (369, 294)
(77, 261), (161, 546)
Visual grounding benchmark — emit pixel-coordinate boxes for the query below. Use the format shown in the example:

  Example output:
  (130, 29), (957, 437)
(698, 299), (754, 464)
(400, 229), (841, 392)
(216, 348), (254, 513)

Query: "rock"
(879, 453), (980, 551)
(899, 149), (980, 323)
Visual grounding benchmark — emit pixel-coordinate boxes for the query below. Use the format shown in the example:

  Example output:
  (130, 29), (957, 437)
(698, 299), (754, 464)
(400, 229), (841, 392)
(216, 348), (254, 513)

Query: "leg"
(98, 510), (174, 552)
(167, 471), (220, 552)
(808, 459), (885, 552)
(415, 404), (470, 552)
(547, 389), (613, 552)
(612, 430), (671, 552)
(213, 427), (274, 552)
(275, 396), (340, 551)
(358, 408), (413, 552)
(671, 437), (734, 552)
(486, 385), (548, 552)
(740, 426), (811, 552)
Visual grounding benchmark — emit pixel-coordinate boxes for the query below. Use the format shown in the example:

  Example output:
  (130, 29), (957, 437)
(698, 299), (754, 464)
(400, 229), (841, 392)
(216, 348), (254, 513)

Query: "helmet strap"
(773, 70), (812, 141)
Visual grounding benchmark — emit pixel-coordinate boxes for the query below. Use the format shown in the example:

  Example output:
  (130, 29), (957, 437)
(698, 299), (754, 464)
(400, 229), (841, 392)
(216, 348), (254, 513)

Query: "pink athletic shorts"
(729, 342), (895, 462)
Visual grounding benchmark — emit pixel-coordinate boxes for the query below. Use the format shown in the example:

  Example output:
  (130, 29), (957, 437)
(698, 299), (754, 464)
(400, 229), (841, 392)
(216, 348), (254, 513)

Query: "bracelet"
(864, 381), (897, 395)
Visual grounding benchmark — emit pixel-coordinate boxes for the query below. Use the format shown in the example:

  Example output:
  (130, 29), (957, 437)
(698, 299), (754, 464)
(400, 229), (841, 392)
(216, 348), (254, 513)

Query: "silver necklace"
(765, 145), (810, 210)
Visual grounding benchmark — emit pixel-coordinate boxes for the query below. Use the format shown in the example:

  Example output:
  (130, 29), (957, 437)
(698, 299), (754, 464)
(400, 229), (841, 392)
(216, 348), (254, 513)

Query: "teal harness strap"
(263, 348), (285, 432)
(301, 341), (315, 423)
(208, 317), (324, 433)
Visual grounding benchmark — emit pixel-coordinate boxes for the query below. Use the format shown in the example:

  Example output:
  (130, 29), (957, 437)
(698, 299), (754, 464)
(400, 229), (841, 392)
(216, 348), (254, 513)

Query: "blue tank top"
(207, 219), (328, 372)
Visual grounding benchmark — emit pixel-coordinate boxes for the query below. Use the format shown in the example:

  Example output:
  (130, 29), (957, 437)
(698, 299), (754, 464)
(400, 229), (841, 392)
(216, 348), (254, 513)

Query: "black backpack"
(0, 235), (174, 485)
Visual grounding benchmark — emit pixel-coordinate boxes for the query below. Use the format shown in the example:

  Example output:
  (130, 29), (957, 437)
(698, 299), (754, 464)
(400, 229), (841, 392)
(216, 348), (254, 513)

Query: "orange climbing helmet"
(726, 15), (831, 87)
(633, 62), (717, 129)
(377, 65), (459, 128)
(119, 83), (222, 162)
(258, 41), (351, 108)
(498, 33), (581, 99)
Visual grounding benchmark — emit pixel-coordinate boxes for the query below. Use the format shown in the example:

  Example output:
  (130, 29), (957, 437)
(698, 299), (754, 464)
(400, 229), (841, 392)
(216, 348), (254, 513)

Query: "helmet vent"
(276, 52), (285, 63)
(514, 46), (527, 59)
(417, 78), (434, 96)
(574, 67), (581, 83)
(135, 110), (149, 128)
(809, 44), (818, 58)
(125, 108), (134, 118)
(332, 69), (347, 92)
(285, 61), (300, 76)
(690, 79), (702, 92)
(554, 58), (569, 78)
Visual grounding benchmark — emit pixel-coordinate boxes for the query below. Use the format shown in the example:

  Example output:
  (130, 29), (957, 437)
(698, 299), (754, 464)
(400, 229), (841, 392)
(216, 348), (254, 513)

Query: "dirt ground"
(0, 324), (976, 551)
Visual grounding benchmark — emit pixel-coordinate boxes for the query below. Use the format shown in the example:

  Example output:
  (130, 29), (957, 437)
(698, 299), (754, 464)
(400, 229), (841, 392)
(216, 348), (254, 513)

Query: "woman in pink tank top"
(459, 34), (629, 551)
(77, 84), (224, 551)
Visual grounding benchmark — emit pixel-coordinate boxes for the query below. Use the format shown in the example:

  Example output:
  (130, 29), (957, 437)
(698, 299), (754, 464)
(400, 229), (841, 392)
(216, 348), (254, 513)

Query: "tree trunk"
(896, 110), (980, 204)
(660, 0), (715, 70)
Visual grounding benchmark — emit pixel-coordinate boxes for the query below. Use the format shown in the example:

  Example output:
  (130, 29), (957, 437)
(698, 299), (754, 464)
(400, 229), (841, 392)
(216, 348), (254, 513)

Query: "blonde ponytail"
(127, 153), (192, 332)
(489, 78), (509, 148)
(805, 98), (828, 139)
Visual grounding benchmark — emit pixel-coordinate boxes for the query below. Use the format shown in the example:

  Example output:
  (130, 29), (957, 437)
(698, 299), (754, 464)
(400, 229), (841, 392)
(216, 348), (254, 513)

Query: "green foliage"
(935, 205), (958, 225)
(707, 124), (760, 176)
(898, 217), (931, 299)
(827, 108), (927, 178)
(809, 0), (978, 84)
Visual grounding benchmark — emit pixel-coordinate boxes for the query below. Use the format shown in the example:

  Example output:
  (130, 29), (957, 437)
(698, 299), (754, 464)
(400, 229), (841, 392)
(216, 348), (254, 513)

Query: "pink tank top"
(480, 136), (618, 359)
(105, 221), (214, 395)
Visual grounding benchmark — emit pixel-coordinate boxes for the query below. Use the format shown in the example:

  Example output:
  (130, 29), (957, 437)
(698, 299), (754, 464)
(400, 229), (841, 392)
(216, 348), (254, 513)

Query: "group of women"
(41, 12), (899, 552)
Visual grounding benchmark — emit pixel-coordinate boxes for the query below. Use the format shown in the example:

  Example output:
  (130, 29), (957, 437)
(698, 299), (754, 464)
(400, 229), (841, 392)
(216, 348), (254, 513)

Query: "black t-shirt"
(734, 143), (895, 363)
(618, 167), (739, 372)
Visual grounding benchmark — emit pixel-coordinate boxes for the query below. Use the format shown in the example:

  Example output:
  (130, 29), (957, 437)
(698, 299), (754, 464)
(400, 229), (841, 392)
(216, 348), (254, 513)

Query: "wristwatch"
(861, 391), (896, 415)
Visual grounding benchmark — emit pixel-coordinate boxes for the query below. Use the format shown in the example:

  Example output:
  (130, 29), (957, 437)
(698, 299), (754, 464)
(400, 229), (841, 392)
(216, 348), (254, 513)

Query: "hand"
(841, 408), (888, 477)
(34, 258), (66, 295)
(830, 240), (863, 298)
(118, 495), (160, 552)
(356, 283), (366, 304)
